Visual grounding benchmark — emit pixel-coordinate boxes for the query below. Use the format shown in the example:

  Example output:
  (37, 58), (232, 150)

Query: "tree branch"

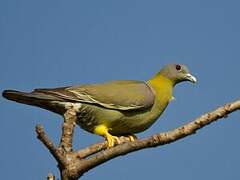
(36, 99), (240, 179)
(74, 100), (240, 176)
(59, 108), (77, 152)
(35, 125), (66, 166)
(74, 141), (106, 159)
(74, 136), (130, 159)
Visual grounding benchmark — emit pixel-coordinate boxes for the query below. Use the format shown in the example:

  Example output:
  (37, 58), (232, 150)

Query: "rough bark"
(35, 100), (240, 180)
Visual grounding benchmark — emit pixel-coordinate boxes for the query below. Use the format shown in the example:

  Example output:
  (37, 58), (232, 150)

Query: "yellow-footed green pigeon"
(2, 64), (196, 147)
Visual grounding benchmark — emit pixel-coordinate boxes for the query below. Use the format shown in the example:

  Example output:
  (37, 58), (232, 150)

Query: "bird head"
(158, 64), (197, 86)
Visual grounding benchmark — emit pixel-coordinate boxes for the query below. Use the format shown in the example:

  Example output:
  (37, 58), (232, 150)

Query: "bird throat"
(147, 75), (174, 106)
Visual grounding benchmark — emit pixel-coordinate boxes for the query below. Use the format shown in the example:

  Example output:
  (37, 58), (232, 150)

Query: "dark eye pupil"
(176, 64), (181, 70)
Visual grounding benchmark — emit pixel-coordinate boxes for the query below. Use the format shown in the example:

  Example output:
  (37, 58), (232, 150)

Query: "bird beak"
(185, 73), (197, 83)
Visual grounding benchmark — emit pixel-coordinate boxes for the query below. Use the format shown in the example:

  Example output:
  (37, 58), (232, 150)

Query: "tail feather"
(2, 90), (61, 104)
(2, 90), (65, 114)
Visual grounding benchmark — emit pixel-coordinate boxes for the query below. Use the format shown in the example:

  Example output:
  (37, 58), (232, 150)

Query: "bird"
(2, 64), (196, 147)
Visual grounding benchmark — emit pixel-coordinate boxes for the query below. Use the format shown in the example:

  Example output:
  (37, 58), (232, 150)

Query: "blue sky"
(0, 0), (239, 179)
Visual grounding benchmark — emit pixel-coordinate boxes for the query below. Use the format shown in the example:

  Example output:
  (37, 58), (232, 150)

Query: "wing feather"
(34, 80), (155, 111)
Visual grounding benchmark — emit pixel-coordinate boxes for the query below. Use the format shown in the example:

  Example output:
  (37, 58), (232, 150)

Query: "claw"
(106, 134), (120, 147)
(127, 134), (137, 142)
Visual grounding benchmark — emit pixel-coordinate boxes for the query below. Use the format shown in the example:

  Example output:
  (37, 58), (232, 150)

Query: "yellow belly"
(108, 99), (170, 135)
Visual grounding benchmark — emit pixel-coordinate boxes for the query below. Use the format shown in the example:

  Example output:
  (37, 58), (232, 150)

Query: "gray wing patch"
(33, 80), (155, 111)
(67, 89), (142, 110)
(66, 80), (155, 111)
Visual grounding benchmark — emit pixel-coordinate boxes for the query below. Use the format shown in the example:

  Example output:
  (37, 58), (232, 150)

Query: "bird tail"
(2, 90), (64, 113)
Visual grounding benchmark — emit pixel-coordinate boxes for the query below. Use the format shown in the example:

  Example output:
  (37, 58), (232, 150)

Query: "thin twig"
(35, 125), (66, 165)
(74, 141), (106, 159)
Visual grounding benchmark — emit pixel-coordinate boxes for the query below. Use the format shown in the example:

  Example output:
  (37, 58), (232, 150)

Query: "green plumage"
(2, 64), (196, 146)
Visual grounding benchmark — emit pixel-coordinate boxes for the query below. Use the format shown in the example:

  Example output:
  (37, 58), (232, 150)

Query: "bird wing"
(33, 80), (155, 111)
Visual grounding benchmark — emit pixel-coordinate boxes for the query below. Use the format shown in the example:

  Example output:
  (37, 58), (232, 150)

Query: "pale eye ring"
(175, 64), (182, 71)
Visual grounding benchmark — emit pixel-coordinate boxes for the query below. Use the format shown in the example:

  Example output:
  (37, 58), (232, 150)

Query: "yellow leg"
(127, 134), (138, 142)
(94, 125), (120, 148)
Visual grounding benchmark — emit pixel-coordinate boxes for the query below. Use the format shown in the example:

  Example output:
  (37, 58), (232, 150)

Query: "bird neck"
(147, 74), (174, 102)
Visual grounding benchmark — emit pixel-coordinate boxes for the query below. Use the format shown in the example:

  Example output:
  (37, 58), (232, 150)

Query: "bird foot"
(105, 134), (120, 148)
(126, 134), (138, 142)
(93, 125), (120, 148)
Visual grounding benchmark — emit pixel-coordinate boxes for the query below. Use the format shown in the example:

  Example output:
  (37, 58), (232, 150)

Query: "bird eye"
(175, 64), (181, 71)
